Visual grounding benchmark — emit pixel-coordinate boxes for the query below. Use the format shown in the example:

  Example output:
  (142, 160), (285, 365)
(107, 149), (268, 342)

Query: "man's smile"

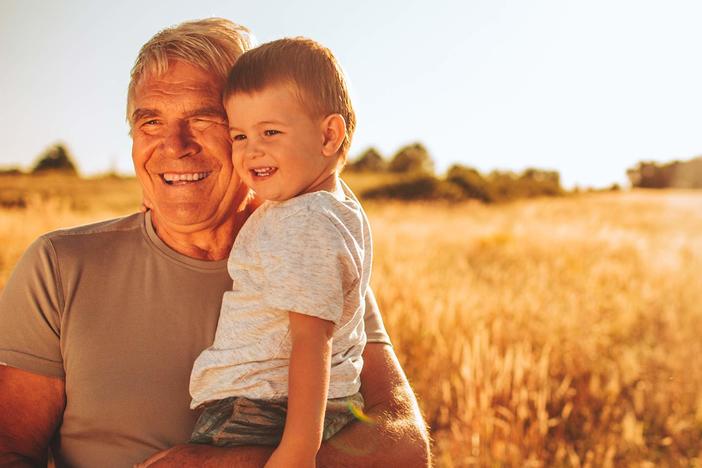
(160, 172), (212, 185)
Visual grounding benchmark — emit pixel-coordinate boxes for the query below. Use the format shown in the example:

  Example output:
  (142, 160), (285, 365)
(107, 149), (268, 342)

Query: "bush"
(388, 143), (434, 174)
(32, 143), (78, 175)
(484, 169), (562, 202)
(362, 174), (464, 201)
(0, 167), (22, 176)
(446, 165), (492, 202)
(346, 147), (387, 172)
(627, 157), (702, 189)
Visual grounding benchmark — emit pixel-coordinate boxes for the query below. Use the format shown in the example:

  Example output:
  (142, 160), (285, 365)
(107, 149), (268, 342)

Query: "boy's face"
(225, 83), (334, 202)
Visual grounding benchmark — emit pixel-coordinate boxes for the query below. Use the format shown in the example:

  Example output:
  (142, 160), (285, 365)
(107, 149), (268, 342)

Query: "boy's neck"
(299, 171), (342, 200)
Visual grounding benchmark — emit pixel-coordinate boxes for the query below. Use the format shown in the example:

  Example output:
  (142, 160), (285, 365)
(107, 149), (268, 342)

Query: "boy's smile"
(225, 83), (338, 202)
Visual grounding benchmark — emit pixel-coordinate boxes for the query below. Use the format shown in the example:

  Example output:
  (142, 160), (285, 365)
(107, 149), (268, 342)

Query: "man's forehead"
(134, 60), (224, 99)
(135, 75), (222, 98)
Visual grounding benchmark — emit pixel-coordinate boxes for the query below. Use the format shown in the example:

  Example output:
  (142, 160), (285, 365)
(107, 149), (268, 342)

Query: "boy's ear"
(320, 114), (346, 157)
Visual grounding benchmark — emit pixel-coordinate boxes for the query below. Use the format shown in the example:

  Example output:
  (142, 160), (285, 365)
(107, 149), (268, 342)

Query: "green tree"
(32, 143), (78, 175)
(446, 164), (491, 202)
(362, 174), (463, 201)
(388, 143), (434, 174)
(346, 147), (387, 172)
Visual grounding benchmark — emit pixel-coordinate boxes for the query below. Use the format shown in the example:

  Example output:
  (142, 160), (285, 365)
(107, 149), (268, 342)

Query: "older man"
(0, 18), (430, 468)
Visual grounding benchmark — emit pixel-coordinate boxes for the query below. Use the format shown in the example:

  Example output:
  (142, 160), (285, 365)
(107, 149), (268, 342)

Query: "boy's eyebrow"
(229, 120), (287, 131)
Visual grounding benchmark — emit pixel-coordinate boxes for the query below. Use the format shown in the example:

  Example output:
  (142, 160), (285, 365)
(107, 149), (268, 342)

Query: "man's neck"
(151, 195), (257, 261)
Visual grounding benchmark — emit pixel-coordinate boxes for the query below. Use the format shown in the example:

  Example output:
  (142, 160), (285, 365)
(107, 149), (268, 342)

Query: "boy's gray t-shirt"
(0, 210), (389, 468)
(190, 188), (372, 407)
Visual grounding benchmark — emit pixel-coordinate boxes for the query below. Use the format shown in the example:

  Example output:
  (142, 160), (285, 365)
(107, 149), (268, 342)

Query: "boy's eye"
(264, 129), (281, 136)
(232, 134), (247, 141)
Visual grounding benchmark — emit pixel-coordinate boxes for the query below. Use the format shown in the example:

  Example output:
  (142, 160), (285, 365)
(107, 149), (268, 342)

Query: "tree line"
(345, 143), (563, 203)
(6, 141), (702, 201)
(626, 157), (702, 189)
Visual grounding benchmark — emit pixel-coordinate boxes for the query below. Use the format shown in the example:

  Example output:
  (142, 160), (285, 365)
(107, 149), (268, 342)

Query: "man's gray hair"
(126, 18), (254, 126)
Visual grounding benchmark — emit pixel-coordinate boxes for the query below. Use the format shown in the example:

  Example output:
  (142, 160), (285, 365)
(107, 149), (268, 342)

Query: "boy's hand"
(264, 445), (316, 468)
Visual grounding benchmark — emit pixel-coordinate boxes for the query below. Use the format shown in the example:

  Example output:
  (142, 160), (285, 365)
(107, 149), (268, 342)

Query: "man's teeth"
(162, 172), (211, 183)
(252, 167), (276, 177)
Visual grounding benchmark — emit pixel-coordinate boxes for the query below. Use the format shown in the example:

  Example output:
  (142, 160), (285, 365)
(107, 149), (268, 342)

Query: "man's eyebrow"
(131, 106), (226, 123)
(185, 106), (227, 119)
(131, 108), (160, 123)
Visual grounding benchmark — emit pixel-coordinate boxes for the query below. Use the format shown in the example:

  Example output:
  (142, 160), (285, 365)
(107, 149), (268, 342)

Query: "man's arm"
(316, 343), (431, 467)
(0, 365), (65, 467)
(137, 343), (431, 467)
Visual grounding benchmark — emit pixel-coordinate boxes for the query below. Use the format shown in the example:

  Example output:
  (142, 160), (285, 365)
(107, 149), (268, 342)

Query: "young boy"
(188, 38), (371, 467)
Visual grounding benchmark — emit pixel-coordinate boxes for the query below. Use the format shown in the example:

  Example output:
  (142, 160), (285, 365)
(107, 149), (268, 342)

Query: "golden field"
(1, 174), (701, 467)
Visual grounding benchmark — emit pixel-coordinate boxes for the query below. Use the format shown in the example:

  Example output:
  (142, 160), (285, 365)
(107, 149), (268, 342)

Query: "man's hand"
(264, 445), (314, 468)
(135, 444), (273, 467)
(135, 343), (431, 467)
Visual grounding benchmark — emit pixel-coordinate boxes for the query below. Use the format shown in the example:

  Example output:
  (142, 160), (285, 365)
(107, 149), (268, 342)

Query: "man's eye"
(264, 129), (281, 137)
(143, 119), (160, 126)
(191, 119), (216, 130)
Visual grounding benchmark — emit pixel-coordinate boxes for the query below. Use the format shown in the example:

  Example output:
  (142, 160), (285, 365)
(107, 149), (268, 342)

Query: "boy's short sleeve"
(0, 237), (64, 378)
(258, 210), (360, 324)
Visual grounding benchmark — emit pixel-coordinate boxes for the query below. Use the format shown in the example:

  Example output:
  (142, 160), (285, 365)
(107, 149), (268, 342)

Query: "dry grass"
(1, 176), (700, 466)
(367, 192), (702, 467)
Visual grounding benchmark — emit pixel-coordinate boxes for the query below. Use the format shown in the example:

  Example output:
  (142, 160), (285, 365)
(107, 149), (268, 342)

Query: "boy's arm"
(137, 342), (431, 468)
(265, 312), (334, 468)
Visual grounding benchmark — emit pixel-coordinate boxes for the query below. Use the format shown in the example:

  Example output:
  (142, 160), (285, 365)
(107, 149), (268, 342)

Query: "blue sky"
(2, 0), (702, 188)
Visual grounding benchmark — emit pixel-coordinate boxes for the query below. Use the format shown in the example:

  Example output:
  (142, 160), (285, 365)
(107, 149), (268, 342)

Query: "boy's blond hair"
(224, 37), (356, 160)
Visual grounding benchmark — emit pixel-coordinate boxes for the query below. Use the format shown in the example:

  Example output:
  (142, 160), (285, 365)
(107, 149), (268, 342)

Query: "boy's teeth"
(252, 167), (276, 177)
(162, 172), (211, 182)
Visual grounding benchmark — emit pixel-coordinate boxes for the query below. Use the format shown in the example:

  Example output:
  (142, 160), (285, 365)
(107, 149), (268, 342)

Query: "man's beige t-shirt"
(0, 212), (390, 468)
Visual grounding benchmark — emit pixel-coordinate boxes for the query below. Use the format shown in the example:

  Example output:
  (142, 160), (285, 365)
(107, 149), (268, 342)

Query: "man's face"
(131, 60), (241, 231)
(225, 84), (330, 202)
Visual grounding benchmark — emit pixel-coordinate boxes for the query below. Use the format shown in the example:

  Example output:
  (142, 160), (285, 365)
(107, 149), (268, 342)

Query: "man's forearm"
(315, 344), (431, 467)
(315, 379), (430, 467)
(0, 452), (40, 468)
(136, 443), (274, 468)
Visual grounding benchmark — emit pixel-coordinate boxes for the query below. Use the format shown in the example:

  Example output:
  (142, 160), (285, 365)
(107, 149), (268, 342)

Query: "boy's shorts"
(189, 392), (364, 447)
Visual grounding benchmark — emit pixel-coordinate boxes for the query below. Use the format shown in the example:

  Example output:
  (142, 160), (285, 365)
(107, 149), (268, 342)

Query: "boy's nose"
(245, 141), (264, 159)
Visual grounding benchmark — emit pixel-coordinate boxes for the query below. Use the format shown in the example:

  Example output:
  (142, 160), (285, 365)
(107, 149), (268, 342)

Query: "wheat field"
(1, 175), (701, 467)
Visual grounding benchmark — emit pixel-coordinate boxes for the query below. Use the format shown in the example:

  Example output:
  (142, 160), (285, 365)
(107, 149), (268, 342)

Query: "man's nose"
(161, 121), (200, 158)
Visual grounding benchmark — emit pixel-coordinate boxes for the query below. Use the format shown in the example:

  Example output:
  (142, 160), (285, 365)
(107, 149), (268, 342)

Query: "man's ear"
(320, 114), (346, 157)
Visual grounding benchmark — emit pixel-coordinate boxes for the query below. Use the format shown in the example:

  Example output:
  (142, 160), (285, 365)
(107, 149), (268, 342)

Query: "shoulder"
(264, 192), (363, 230)
(40, 212), (143, 241)
(36, 212), (145, 259)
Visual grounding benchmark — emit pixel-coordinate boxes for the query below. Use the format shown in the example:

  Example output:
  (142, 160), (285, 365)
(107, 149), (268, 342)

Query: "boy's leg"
(322, 392), (365, 441)
(191, 393), (364, 446)
(190, 396), (286, 447)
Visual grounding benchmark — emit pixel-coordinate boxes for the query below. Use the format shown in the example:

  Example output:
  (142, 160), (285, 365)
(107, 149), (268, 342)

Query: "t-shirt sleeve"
(363, 287), (392, 345)
(0, 236), (64, 378)
(259, 210), (359, 324)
